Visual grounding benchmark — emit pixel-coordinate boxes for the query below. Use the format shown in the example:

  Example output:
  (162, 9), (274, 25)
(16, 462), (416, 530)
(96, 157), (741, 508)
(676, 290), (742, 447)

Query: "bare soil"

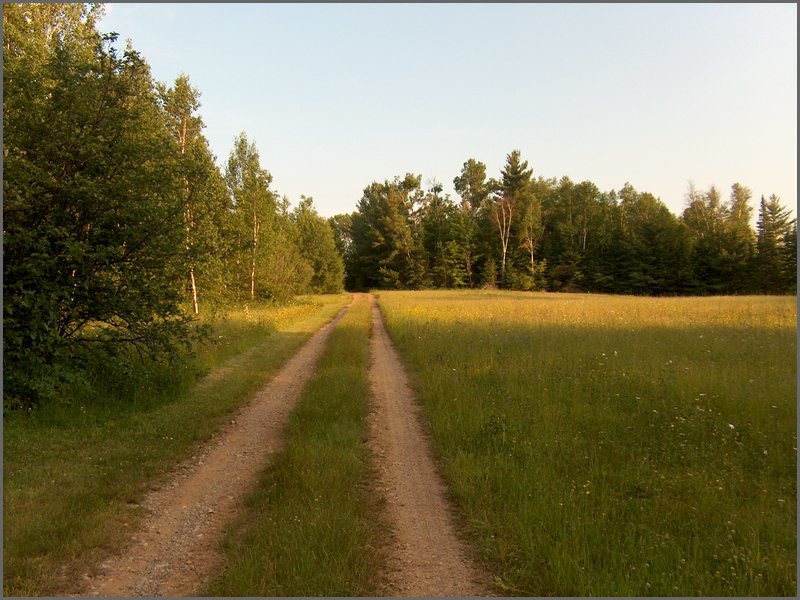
(83, 303), (350, 596)
(367, 294), (491, 597)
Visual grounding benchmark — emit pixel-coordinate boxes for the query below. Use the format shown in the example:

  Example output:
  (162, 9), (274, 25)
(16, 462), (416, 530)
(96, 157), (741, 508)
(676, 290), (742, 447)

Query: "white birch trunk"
(180, 114), (200, 314)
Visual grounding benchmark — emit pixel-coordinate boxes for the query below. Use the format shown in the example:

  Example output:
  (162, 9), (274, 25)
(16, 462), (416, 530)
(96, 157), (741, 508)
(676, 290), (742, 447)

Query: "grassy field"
(206, 297), (385, 596)
(2, 294), (350, 596)
(376, 290), (796, 596)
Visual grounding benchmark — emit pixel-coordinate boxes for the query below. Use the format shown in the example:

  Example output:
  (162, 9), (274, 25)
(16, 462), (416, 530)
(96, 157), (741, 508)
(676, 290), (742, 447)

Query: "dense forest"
(338, 158), (796, 295)
(3, 4), (796, 408)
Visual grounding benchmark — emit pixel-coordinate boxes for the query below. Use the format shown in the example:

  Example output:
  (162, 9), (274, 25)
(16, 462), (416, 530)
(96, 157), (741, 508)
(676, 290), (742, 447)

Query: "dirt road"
(83, 294), (489, 596)
(367, 294), (490, 596)
(85, 303), (350, 596)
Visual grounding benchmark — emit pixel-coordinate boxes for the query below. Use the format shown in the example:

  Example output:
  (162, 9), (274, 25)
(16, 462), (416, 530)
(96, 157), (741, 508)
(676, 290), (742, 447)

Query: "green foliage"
(453, 158), (490, 214)
(293, 196), (345, 293)
(3, 6), (199, 407)
(2, 6), (351, 409)
(681, 184), (758, 294)
(223, 132), (276, 301)
(491, 150), (534, 281)
(782, 222), (797, 293)
(754, 194), (797, 294)
(159, 75), (233, 313)
(345, 152), (792, 296)
(419, 182), (460, 287)
(609, 184), (693, 294)
(349, 174), (428, 290)
(222, 137), (327, 303)
(4, 2), (792, 408)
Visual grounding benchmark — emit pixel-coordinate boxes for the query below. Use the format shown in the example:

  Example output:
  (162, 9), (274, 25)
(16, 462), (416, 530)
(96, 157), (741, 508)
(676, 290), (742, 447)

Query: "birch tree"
(492, 194), (515, 279)
(224, 133), (275, 302)
(494, 150), (532, 282)
(162, 75), (205, 313)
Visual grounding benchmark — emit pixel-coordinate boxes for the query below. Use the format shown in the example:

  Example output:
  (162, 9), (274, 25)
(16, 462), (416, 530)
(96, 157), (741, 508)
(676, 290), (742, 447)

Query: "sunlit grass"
(377, 290), (796, 596)
(206, 298), (384, 596)
(3, 294), (350, 596)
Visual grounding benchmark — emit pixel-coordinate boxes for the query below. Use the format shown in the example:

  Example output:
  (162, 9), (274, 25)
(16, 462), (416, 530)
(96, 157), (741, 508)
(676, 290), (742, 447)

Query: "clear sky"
(98, 3), (797, 220)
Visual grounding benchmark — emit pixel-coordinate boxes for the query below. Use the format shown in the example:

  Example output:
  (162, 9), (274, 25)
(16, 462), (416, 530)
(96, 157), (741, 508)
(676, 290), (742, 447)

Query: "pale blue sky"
(99, 3), (797, 220)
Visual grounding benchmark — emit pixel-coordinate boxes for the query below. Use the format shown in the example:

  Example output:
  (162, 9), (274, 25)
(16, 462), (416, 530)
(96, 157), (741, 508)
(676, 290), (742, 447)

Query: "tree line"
(334, 152), (796, 296)
(3, 4), (343, 407)
(3, 4), (795, 408)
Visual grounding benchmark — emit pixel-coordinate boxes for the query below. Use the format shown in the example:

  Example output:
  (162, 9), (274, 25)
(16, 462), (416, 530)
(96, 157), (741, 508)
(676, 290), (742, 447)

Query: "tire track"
(84, 301), (351, 596)
(367, 294), (490, 597)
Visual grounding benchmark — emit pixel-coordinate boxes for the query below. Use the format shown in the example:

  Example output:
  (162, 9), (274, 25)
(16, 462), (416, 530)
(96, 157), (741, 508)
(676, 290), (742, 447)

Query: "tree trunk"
(494, 197), (513, 276)
(180, 114), (200, 314)
(250, 260), (256, 300)
(189, 267), (199, 314)
(250, 207), (259, 300)
(530, 238), (535, 275)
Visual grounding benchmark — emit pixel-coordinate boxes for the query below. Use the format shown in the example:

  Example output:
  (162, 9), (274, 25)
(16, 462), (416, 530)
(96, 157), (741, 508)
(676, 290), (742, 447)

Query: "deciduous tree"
(224, 133), (275, 301)
(3, 5), (196, 405)
(492, 150), (533, 282)
(293, 196), (345, 294)
(161, 75), (231, 313)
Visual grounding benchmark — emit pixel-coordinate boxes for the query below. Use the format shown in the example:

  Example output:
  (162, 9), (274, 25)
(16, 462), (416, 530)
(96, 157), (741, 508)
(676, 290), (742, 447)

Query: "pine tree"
(613, 185), (692, 294)
(754, 195), (796, 293)
(682, 185), (730, 293)
(453, 159), (490, 215)
(350, 174), (426, 290)
(781, 222), (797, 293)
(420, 182), (460, 288)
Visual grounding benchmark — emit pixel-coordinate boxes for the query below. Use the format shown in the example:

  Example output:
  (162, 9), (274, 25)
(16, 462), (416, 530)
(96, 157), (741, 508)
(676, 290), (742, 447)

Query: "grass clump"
(205, 297), (384, 596)
(377, 290), (796, 597)
(3, 294), (350, 596)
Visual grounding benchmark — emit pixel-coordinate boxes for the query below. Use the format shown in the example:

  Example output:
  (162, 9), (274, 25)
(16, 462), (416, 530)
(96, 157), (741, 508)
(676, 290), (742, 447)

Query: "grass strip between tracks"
(206, 297), (385, 596)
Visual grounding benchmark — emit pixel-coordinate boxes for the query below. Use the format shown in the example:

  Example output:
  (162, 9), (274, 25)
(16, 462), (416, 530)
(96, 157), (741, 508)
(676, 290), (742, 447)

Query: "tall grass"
(377, 290), (796, 596)
(3, 294), (350, 596)
(206, 298), (384, 596)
